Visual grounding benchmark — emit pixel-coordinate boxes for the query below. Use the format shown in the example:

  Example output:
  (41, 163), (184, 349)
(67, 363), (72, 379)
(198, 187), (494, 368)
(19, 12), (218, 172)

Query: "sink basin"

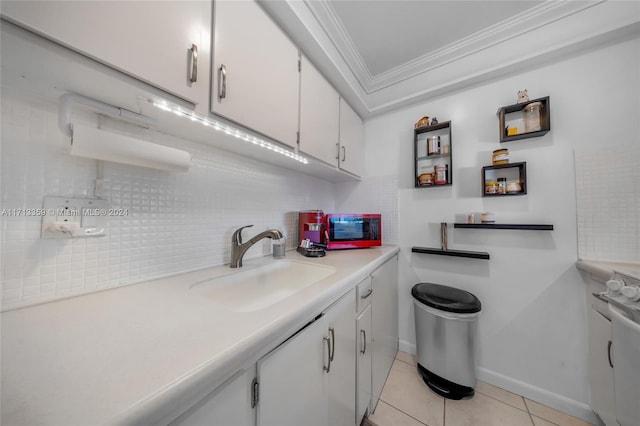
(191, 259), (336, 312)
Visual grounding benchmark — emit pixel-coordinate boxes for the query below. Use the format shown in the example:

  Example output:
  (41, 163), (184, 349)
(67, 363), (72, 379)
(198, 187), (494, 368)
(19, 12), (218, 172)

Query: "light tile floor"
(367, 352), (595, 426)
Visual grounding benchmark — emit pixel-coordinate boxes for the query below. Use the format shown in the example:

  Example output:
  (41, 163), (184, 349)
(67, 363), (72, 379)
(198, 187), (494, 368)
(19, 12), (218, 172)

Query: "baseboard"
(398, 339), (416, 355)
(476, 367), (601, 425)
(396, 341), (600, 425)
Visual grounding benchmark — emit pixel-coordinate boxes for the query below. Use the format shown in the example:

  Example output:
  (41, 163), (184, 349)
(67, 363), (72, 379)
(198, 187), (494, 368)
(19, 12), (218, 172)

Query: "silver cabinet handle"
(335, 143), (340, 160)
(189, 44), (198, 83)
(360, 329), (366, 354)
(361, 289), (373, 299)
(329, 327), (335, 362)
(608, 340), (613, 368)
(341, 146), (346, 162)
(323, 336), (331, 373)
(218, 64), (227, 100)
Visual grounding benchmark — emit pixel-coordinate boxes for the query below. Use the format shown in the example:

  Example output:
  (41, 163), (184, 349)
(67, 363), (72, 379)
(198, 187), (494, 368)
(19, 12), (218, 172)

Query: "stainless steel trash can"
(412, 283), (481, 399)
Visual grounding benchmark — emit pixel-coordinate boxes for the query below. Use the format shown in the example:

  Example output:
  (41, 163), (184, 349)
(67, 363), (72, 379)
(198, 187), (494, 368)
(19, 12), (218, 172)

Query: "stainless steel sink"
(191, 259), (336, 312)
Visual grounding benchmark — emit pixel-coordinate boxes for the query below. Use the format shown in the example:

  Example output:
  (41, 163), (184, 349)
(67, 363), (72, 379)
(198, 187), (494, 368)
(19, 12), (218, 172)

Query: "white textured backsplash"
(0, 90), (336, 310)
(575, 143), (640, 262)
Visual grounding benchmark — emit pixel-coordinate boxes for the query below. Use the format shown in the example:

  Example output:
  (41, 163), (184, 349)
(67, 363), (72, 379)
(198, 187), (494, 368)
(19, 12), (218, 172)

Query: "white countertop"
(576, 259), (640, 281)
(1, 246), (399, 426)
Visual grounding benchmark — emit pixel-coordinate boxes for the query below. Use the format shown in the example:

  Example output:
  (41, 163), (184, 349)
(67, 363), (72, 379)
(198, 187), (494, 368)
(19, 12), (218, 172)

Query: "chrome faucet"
(230, 225), (284, 268)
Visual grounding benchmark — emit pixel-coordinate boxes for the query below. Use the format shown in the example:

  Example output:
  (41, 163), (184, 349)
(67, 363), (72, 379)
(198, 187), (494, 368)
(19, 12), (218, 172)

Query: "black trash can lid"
(411, 283), (481, 314)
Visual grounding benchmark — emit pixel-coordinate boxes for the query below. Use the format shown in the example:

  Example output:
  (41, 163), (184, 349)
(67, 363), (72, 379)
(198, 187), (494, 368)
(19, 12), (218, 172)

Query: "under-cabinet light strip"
(150, 100), (309, 164)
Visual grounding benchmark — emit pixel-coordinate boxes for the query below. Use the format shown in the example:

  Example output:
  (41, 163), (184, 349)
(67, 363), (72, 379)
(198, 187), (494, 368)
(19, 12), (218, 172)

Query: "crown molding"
(366, 1), (604, 92)
(310, 0), (605, 94)
(305, 0), (374, 89)
(260, 0), (640, 118)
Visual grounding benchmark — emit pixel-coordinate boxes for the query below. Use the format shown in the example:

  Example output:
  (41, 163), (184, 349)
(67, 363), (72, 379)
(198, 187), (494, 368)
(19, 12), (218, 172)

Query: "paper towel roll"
(71, 124), (191, 172)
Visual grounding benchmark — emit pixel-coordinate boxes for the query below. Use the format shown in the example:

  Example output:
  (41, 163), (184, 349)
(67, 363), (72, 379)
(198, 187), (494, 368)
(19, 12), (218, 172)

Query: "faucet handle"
(232, 224), (253, 244)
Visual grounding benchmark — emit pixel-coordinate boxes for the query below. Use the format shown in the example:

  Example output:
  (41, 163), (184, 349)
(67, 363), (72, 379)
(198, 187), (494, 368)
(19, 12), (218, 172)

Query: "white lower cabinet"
(585, 274), (617, 426)
(356, 303), (373, 423)
(170, 367), (255, 426)
(327, 289), (357, 426)
(257, 314), (329, 426)
(168, 259), (399, 426)
(371, 255), (399, 412)
(257, 289), (356, 426)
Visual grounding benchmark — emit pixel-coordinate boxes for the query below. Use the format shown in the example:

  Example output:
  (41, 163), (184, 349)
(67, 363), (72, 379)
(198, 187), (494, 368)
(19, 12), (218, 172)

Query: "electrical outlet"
(42, 196), (108, 239)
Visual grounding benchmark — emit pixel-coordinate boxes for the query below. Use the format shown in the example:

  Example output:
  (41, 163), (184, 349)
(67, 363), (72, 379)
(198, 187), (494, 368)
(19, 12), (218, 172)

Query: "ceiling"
(326, 1), (542, 78)
(260, 0), (640, 117)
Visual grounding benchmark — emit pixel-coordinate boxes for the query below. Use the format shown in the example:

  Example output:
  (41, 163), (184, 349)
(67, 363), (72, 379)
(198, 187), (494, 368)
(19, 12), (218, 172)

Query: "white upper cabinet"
(212, 0), (299, 148)
(1, 1), (211, 108)
(299, 55), (340, 166)
(339, 98), (364, 177)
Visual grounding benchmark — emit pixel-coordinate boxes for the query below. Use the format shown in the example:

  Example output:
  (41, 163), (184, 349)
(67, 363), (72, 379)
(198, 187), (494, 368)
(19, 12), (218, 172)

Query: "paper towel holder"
(58, 93), (156, 138)
(58, 93), (192, 172)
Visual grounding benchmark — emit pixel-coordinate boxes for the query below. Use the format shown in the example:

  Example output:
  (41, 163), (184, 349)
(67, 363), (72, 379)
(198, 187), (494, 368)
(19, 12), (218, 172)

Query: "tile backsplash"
(1, 89), (340, 310)
(575, 143), (640, 263)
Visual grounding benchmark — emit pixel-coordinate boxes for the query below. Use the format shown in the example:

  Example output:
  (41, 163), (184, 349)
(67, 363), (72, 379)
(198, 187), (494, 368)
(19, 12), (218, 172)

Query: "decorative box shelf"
(454, 223), (554, 231)
(414, 121), (452, 188)
(412, 247), (490, 260)
(498, 96), (550, 143)
(482, 162), (527, 197)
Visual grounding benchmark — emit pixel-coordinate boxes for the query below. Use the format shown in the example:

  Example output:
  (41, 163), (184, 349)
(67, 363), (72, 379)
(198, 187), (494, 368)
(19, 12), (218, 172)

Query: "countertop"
(576, 259), (640, 281)
(1, 245), (399, 426)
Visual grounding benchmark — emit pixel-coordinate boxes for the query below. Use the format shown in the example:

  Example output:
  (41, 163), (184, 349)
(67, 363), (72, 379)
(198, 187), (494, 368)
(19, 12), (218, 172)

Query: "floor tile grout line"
(395, 355), (416, 368)
(474, 390), (531, 415)
(392, 354), (579, 426)
(378, 397), (433, 426)
(443, 398), (446, 426)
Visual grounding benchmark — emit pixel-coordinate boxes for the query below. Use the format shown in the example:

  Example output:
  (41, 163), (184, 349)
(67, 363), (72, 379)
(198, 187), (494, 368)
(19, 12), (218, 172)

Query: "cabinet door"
(299, 55), (340, 166)
(326, 289), (356, 426)
(356, 304), (373, 424)
(1, 1), (210, 107)
(588, 308), (617, 426)
(170, 368), (255, 426)
(338, 98), (364, 177)
(257, 316), (329, 426)
(212, 0), (299, 148)
(371, 255), (399, 412)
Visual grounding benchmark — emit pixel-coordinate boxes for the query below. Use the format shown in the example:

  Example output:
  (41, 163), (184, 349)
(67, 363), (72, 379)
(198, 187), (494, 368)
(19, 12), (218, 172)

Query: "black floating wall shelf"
(412, 247), (490, 260)
(454, 223), (554, 231)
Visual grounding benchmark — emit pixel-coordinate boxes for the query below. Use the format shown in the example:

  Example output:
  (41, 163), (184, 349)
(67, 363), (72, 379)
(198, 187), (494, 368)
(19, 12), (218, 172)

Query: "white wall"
(0, 88), (336, 310)
(363, 35), (640, 421)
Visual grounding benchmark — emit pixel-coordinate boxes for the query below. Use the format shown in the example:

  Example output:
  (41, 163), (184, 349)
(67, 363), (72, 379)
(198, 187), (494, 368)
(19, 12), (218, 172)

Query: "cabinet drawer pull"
(608, 340), (614, 368)
(341, 146), (346, 162)
(361, 289), (373, 299)
(189, 44), (198, 83)
(329, 327), (335, 362)
(323, 336), (331, 373)
(218, 64), (227, 100)
(360, 329), (367, 354)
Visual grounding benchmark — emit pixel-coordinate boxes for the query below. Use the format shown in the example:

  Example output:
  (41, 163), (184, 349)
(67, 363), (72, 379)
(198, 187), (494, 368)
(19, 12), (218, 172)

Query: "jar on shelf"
(434, 164), (448, 184)
(498, 177), (507, 194)
(492, 149), (509, 165)
(427, 135), (441, 155)
(523, 102), (543, 132)
(485, 181), (498, 194)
